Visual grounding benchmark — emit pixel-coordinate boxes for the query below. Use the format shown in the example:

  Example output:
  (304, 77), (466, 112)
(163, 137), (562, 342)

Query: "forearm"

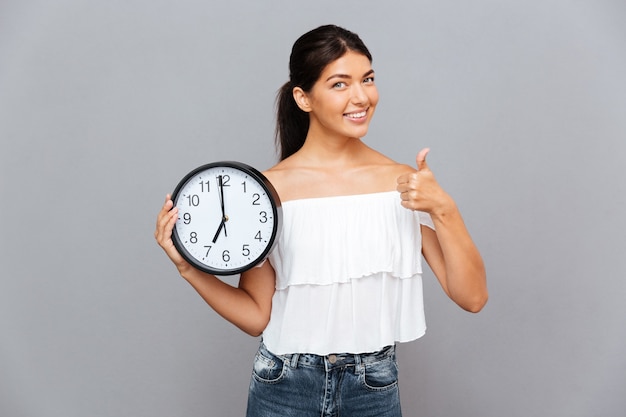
(428, 202), (488, 312)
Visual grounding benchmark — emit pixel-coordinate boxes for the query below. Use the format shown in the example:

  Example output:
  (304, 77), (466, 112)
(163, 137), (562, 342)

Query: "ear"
(292, 87), (312, 112)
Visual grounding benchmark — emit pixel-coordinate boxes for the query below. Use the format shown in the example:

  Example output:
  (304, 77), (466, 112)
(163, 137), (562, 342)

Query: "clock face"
(171, 161), (281, 276)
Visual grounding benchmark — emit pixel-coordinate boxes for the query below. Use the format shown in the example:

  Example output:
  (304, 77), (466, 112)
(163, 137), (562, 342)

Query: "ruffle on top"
(263, 192), (435, 356)
(269, 191), (434, 290)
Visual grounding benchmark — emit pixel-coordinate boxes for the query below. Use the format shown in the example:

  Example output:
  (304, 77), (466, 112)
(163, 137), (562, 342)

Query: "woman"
(155, 24), (487, 417)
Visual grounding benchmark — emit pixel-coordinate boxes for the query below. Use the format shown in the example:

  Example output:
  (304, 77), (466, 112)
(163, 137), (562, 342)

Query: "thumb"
(416, 148), (430, 171)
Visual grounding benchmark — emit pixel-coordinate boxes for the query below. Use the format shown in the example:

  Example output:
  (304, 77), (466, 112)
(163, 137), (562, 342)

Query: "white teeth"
(345, 111), (366, 118)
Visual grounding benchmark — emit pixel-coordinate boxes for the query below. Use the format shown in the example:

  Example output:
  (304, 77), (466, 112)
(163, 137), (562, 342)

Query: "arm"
(396, 149), (488, 313)
(154, 195), (275, 336)
(420, 210), (487, 313)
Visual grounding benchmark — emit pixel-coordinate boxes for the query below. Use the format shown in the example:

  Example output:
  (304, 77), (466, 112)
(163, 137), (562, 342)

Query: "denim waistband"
(260, 342), (396, 369)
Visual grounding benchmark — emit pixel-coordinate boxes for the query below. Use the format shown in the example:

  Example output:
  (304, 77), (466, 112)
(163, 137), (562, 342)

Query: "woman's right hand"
(154, 194), (191, 272)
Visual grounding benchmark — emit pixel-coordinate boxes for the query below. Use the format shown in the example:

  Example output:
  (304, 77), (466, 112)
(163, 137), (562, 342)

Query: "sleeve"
(418, 211), (435, 230)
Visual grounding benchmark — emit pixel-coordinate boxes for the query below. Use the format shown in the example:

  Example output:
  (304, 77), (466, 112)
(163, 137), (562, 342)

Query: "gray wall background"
(1, 1), (625, 416)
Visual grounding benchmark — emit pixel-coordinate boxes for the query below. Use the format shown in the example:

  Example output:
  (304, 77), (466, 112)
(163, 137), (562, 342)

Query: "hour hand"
(212, 218), (226, 243)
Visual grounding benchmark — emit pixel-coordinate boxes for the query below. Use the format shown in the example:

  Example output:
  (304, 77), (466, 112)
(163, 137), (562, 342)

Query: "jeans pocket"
(252, 350), (286, 384)
(362, 358), (399, 391)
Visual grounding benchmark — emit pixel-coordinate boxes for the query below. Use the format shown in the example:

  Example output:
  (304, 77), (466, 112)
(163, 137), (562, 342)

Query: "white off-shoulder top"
(262, 191), (435, 355)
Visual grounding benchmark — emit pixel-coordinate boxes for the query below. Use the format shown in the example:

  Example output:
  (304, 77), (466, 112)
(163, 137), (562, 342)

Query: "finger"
(163, 207), (178, 235)
(416, 148), (430, 171)
(156, 196), (176, 238)
(156, 209), (178, 244)
(163, 194), (173, 210)
(396, 181), (412, 193)
(158, 197), (175, 221)
(396, 170), (416, 185)
(158, 205), (177, 229)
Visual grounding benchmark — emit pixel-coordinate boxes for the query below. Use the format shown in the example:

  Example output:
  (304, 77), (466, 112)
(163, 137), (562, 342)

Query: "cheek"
(369, 89), (380, 107)
(320, 98), (349, 119)
(309, 92), (343, 114)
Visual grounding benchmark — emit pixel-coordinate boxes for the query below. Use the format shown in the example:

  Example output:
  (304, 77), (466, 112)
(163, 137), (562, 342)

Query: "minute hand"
(213, 175), (228, 242)
(218, 175), (226, 217)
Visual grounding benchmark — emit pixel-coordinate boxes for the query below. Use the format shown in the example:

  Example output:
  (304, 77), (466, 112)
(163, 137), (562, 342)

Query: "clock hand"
(218, 175), (226, 216)
(212, 219), (226, 243)
(218, 175), (228, 237)
(213, 175), (228, 243)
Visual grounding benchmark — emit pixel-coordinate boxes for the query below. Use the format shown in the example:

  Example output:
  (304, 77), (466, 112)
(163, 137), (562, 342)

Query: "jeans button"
(328, 354), (337, 364)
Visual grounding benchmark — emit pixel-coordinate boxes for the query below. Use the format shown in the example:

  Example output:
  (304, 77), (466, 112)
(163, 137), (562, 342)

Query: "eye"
(363, 76), (375, 84)
(333, 81), (347, 89)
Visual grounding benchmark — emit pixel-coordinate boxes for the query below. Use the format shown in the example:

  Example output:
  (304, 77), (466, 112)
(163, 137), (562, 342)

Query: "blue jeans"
(246, 342), (402, 417)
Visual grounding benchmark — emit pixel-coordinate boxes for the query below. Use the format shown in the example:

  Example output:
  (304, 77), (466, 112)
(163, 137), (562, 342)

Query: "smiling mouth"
(344, 110), (368, 119)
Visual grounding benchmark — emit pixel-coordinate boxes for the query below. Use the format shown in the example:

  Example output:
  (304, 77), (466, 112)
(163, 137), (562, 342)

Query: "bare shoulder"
(262, 158), (304, 201)
(365, 149), (416, 182)
(390, 162), (417, 177)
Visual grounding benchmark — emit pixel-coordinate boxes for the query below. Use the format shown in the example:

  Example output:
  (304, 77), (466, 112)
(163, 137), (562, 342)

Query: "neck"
(297, 135), (367, 167)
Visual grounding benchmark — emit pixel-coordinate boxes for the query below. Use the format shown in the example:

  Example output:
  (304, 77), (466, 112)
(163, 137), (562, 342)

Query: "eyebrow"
(325, 69), (375, 82)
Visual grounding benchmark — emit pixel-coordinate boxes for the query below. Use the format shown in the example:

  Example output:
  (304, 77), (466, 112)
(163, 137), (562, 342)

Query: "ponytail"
(275, 81), (309, 161)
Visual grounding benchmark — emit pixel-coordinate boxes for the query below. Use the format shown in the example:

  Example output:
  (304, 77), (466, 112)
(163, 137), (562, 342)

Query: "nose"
(350, 83), (368, 105)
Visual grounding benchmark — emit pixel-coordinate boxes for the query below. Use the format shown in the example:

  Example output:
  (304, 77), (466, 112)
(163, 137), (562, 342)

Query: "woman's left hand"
(396, 148), (454, 217)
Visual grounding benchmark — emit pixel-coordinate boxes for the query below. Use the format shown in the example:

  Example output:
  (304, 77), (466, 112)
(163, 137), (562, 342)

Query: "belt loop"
(380, 345), (392, 358)
(290, 353), (299, 368)
(354, 352), (363, 373)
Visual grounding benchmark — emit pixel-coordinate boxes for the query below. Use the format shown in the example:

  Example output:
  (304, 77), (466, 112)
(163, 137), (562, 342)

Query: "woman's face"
(303, 51), (379, 141)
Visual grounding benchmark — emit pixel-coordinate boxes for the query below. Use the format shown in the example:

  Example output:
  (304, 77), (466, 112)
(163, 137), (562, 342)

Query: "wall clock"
(171, 161), (281, 276)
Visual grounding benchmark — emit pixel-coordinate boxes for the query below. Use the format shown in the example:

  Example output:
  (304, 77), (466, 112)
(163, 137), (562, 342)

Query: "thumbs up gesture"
(396, 148), (454, 216)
